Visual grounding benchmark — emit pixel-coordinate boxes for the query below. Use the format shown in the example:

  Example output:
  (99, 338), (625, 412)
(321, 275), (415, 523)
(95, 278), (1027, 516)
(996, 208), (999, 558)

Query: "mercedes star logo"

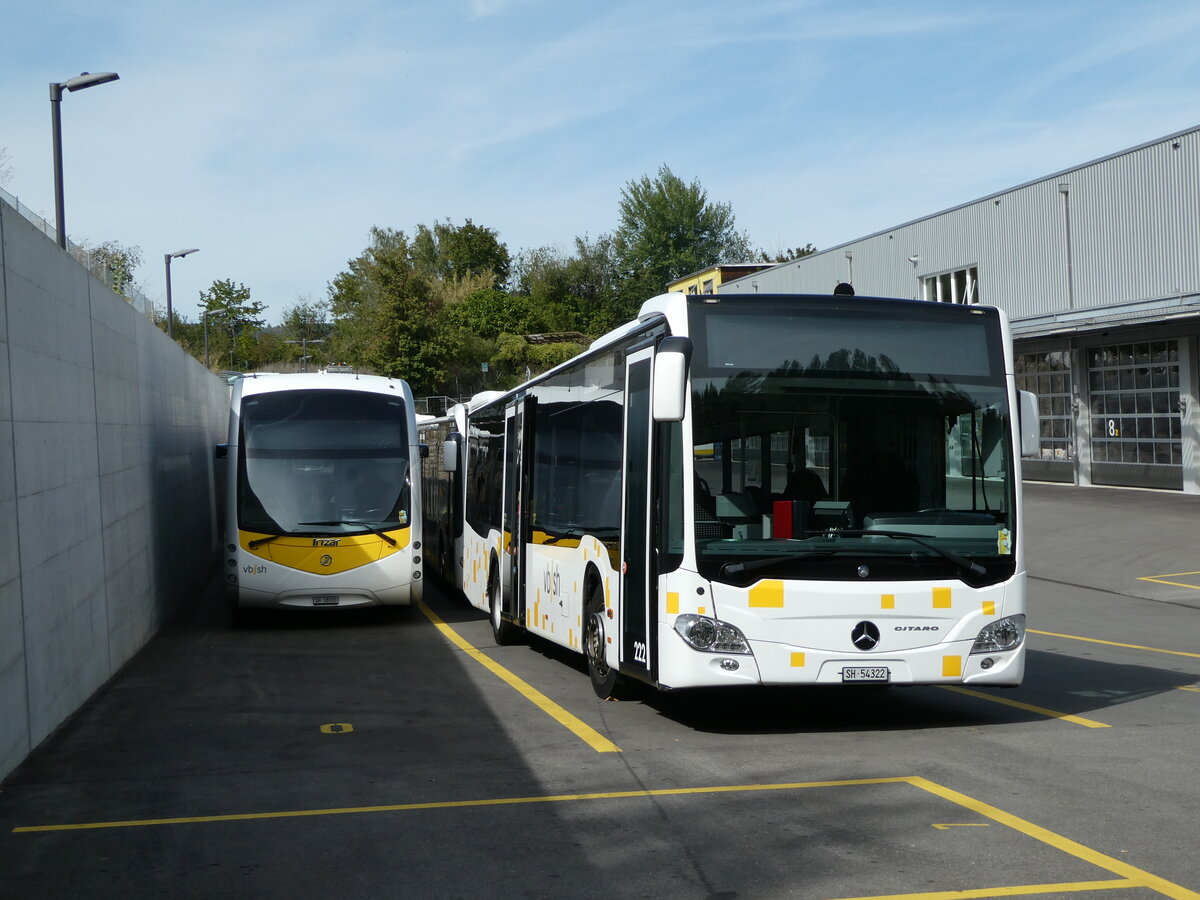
(851, 620), (880, 651)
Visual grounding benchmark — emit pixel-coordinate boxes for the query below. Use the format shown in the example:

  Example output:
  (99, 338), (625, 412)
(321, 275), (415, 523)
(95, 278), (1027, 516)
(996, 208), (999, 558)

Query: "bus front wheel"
(584, 584), (624, 699)
(488, 563), (521, 646)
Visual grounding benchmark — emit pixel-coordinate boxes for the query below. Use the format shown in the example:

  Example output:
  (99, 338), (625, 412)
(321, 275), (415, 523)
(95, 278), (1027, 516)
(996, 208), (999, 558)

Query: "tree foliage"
(412, 219), (511, 285)
(613, 164), (752, 302)
(326, 227), (458, 395)
(279, 298), (331, 369)
(89, 240), (143, 295)
(168, 169), (813, 399)
(513, 235), (628, 335)
(757, 243), (817, 263)
(198, 279), (266, 372)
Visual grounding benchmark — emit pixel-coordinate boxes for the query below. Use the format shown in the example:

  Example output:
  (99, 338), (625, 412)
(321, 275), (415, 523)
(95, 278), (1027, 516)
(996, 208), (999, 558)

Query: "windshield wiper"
(298, 520), (398, 546)
(248, 530), (293, 549)
(720, 547), (845, 577)
(720, 530), (985, 578)
(846, 529), (987, 577)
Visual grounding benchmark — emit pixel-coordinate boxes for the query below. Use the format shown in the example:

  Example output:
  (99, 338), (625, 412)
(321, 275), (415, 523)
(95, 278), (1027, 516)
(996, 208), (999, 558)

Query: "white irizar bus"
(427, 293), (1038, 697)
(219, 373), (425, 612)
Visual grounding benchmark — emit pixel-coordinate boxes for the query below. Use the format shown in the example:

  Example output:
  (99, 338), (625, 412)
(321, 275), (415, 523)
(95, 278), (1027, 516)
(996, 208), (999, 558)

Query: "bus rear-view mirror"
(1018, 390), (1040, 457)
(653, 337), (692, 422)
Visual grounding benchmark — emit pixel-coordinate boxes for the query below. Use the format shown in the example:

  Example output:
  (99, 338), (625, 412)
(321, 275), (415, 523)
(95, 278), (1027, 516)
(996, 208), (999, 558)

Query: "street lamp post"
(285, 338), (325, 373)
(164, 248), (199, 338)
(50, 72), (119, 250)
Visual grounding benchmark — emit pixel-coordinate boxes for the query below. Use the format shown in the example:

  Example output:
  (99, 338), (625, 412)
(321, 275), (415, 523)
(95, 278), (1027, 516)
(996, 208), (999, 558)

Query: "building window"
(702, 278), (715, 294)
(1016, 351), (1073, 461)
(923, 266), (979, 304)
(1087, 341), (1180, 467)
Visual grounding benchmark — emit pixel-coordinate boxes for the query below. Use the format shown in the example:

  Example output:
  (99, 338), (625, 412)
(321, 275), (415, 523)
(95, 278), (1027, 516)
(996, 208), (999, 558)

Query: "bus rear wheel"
(584, 584), (624, 699)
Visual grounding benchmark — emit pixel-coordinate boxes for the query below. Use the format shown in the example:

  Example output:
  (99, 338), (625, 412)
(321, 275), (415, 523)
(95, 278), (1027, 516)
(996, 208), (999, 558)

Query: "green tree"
(613, 165), (752, 303)
(327, 227), (456, 395)
(757, 243), (817, 263)
(88, 240), (143, 296)
(199, 279), (266, 372)
(444, 287), (545, 340)
(512, 235), (625, 335)
(412, 219), (511, 285)
(280, 298), (331, 370)
(491, 332), (586, 388)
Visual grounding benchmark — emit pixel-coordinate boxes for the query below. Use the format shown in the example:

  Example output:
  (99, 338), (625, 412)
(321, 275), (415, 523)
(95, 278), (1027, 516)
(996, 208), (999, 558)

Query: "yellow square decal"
(881, 594), (895, 609)
(943, 656), (962, 677)
(982, 600), (996, 616)
(790, 652), (806, 668)
(933, 587), (952, 609)
(666, 592), (680, 615)
(749, 579), (785, 608)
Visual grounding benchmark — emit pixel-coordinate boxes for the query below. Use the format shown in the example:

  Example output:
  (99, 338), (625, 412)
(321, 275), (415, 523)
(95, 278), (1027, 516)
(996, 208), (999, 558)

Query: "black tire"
(584, 583), (625, 699)
(488, 562), (522, 646)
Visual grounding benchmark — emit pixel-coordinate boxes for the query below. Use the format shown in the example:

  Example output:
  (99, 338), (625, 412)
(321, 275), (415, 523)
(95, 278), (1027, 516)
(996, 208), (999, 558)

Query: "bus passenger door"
(502, 396), (533, 627)
(621, 347), (655, 679)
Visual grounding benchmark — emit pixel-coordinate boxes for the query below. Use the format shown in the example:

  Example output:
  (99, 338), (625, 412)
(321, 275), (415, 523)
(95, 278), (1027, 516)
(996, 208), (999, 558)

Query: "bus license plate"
(841, 666), (889, 683)
(313, 595), (340, 606)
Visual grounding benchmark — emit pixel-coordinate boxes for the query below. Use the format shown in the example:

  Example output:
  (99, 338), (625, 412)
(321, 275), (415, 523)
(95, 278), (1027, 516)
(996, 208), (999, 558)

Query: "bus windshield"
(237, 389), (411, 535)
(686, 297), (1016, 587)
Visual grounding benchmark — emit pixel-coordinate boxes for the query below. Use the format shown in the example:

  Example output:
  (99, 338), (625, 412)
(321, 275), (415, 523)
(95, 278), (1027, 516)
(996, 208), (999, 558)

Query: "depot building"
(707, 124), (1200, 493)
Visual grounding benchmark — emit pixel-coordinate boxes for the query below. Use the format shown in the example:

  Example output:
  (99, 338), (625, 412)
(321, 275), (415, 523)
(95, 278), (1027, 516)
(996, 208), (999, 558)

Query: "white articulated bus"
(427, 292), (1039, 697)
(218, 372), (425, 612)
(420, 403), (469, 586)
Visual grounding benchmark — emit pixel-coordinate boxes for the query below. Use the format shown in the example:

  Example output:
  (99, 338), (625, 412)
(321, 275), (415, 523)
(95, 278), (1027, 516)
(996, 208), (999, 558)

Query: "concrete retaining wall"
(0, 197), (229, 782)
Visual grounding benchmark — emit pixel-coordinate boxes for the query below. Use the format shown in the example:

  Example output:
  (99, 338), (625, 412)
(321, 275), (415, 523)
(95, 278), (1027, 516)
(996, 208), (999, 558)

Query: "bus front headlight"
(971, 614), (1025, 653)
(674, 614), (752, 654)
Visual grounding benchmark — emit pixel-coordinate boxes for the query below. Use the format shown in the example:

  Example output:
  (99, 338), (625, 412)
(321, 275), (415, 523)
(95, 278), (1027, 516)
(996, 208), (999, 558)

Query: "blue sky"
(3, 0), (1200, 325)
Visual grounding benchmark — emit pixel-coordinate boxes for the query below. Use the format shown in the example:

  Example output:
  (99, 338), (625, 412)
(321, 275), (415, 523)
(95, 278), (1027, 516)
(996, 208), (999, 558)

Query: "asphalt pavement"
(1, 481), (1197, 898)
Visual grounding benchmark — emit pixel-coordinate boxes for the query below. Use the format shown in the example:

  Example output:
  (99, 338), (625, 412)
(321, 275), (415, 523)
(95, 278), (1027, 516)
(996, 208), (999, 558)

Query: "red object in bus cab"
(773, 500), (798, 539)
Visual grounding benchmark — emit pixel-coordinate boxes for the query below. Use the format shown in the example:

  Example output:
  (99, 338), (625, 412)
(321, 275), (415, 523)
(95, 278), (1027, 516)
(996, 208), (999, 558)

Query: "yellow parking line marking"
(830, 879), (1134, 899)
(1030, 629), (1200, 660)
(14, 778), (908, 832)
(14, 776), (1200, 897)
(909, 777), (1200, 900)
(1138, 571), (1200, 591)
(938, 686), (1110, 728)
(417, 601), (621, 754)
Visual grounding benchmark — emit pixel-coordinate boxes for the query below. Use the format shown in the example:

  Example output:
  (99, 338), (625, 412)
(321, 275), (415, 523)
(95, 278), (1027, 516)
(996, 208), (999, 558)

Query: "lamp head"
(63, 72), (120, 92)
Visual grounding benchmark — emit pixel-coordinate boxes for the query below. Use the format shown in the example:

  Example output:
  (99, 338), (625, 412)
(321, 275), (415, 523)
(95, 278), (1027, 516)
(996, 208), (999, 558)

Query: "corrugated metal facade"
(721, 125), (1200, 492)
(723, 125), (1199, 318)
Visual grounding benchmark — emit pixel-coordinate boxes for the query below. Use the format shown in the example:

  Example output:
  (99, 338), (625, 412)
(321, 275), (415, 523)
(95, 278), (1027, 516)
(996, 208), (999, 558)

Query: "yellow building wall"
(667, 268), (721, 295)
